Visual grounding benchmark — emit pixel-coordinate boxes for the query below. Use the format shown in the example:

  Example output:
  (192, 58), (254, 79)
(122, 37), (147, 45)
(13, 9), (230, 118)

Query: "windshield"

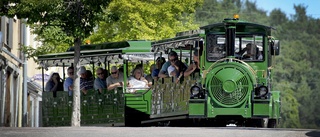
(206, 34), (264, 61)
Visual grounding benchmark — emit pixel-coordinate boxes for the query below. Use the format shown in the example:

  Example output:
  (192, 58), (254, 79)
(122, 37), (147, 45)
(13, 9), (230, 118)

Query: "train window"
(206, 34), (226, 61)
(235, 35), (264, 61)
(206, 34), (264, 61)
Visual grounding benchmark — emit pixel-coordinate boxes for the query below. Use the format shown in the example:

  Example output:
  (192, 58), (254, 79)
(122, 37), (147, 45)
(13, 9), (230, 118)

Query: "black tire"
(125, 117), (141, 127)
(245, 119), (265, 127)
(267, 119), (277, 128)
(255, 119), (265, 128)
(213, 120), (226, 127)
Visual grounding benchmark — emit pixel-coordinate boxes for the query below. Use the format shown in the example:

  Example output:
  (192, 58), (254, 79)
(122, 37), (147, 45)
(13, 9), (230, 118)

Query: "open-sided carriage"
(38, 40), (154, 126)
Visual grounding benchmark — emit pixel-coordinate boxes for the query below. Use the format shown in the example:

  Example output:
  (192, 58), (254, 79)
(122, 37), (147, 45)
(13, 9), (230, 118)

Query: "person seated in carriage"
(128, 67), (149, 93)
(45, 72), (64, 97)
(158, 51), (178, 78)
(94, 67), (107, 94)
(184, 50), (200, 78)
(106, 66), (125, 91)
(237, 43), (262, 60)
(152, 57), (166, 81)
(79, 66), (94, 95)
(63, 66), (74, 96)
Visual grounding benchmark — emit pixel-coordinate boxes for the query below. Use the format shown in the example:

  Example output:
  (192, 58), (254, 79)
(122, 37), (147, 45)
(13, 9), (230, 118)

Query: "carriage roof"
(151, 29), (204, 53)
(151, 21), (275, 54)
(38, 40), (153, 67)
(200, 22), (274, 32)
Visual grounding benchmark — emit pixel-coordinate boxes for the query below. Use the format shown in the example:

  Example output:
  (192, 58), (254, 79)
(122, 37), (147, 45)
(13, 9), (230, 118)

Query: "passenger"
(128, 68), (149, 92)
(79, 66), (94, 95)
(106, 66), (124, 90)
(152, 57), (166, 80)
(86, 70), (94, 82)
(63, 66), (74, 96)
(173, 60), (188, 83)
(158, 51), (178, 78)
(134, 64), (147, 77)
(145, 64), (156, 86)
(184, 50), (200, 77)
(94, 68), (106, 94)
(45, 72), (63, 97)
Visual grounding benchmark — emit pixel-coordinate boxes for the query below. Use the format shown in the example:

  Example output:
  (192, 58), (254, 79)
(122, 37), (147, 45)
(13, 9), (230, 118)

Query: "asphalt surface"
(0, 127), (320, 137)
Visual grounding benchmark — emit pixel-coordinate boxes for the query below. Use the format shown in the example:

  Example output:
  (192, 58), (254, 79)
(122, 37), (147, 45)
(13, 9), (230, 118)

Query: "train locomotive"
(140, 14), (281, 127)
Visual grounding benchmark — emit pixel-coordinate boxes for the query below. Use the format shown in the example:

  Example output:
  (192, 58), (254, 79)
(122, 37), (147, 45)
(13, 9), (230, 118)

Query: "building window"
(0, 17), (12, 50)
(6, 22), (9, 46)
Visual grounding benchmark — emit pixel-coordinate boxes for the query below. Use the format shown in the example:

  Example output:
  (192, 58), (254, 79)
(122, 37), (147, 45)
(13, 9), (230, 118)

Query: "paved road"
(0, 127), (319, 137)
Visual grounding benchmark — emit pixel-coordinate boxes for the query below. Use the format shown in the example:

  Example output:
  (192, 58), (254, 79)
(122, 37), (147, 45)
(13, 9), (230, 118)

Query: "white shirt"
(167, 65), (175, 77)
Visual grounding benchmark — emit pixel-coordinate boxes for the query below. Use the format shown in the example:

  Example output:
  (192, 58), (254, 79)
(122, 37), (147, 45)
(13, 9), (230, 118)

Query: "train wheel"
(125, 118), (141, 127)
(254, 119), (267, 128)
(213, 120), (226, 127)
(236, 120), (245, 127)
(244, 119), (267, 128)
(267, 119), (277, 128)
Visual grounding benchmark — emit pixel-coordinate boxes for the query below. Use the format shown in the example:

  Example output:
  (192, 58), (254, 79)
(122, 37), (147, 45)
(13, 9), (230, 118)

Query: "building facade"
(0, 16), (42, 127)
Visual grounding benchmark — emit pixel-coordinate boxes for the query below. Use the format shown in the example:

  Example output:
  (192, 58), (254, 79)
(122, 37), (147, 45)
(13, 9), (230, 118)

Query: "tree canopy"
(1, 0), (112, 127)
(89, 0), (203, 43)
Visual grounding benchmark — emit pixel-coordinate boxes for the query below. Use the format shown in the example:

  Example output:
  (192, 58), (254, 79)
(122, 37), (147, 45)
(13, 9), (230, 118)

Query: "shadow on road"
(305, 131), (320, 137)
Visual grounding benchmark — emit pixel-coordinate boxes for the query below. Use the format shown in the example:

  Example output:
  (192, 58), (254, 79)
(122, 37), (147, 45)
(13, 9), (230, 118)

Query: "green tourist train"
(38, 15), (281, 127)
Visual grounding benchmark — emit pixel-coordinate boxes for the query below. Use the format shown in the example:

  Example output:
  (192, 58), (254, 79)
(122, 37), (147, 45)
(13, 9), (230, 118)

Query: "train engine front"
(191, 15), (281, 127)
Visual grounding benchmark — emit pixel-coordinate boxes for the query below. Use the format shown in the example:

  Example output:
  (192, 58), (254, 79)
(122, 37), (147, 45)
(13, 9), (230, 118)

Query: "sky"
(250, 0), (320, 19)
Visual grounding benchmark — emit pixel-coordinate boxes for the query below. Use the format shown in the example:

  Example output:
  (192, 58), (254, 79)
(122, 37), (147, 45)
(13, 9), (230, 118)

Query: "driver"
(237, 43), (258, 59)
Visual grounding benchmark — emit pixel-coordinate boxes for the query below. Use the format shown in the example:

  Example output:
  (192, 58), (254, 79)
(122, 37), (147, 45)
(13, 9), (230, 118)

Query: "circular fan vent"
(207, 64), (253, 107)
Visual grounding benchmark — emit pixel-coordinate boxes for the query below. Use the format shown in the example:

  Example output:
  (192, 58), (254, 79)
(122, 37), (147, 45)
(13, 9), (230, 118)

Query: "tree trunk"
(71, 37), (81, 127)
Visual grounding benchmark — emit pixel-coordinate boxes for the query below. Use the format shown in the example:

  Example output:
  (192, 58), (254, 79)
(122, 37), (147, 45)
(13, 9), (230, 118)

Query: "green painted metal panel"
(124, 41), (152, 53)
(126, 97), (145, 101)
(209, 107), (252, 118)
(189, 103), (205, 116)
(42, 88), (125, 127)
(126, 101), (148, 105)
(271, 91), (281, 119)
(125, 89), (152, 114)
(206, 97), (252, 118)
(253, 103), (269, 116)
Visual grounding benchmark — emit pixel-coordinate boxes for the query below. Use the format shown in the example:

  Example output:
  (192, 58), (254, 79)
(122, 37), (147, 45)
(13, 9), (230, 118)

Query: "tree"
(195, 0), (269, 26)
(269, 9), (288, 27)
(22, 26), (73, 62)
(240, 0), (269, 24)
(273, 81), (300, 128)
(195, 0), (241, 26)
(89, 0), (203, 43)
(1, 0), (112, 127)
(272, 4), (320, 128)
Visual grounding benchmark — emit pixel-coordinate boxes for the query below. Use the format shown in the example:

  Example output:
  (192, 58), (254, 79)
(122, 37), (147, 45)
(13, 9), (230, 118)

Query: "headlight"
(190, 86), (200, 97)
(257, 86), (268, 97)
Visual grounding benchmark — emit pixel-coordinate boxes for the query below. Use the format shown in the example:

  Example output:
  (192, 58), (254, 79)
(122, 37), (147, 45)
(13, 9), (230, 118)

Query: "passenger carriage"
(38, 40), (154, 126)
